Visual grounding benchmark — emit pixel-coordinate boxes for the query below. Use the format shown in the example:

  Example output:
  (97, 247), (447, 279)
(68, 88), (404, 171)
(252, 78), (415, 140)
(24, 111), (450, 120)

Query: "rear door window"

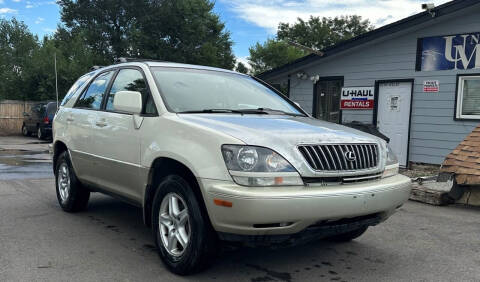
(75, 71), (114, 110)
(33, 104), (46, 116)
(31, 104), (41, 115)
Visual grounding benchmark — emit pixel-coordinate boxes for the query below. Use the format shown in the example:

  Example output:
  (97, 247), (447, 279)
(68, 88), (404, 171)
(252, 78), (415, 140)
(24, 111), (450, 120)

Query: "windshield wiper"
(178, 109), (245, 114)
(237, 108), (305, 116)
(178, 108), (305, 116)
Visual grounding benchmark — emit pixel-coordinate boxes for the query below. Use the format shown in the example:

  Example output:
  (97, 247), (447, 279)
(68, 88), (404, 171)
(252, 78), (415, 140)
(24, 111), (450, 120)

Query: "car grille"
(298, 144), (379, 171)
(302, 172), (383, 185)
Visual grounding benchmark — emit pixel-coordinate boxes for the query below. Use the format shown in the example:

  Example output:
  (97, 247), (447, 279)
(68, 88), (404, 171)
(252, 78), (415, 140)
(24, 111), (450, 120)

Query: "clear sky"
(1, 0), (449, 65)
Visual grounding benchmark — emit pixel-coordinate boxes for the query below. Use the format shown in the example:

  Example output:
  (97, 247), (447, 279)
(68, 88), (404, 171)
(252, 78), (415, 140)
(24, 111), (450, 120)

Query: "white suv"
(53, 60), (411, 275)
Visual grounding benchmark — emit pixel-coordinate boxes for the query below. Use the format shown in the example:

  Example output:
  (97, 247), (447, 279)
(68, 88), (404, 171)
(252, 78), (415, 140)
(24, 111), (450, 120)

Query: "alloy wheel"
(57, 163), (71, 202)
(159, 192), (191, 257)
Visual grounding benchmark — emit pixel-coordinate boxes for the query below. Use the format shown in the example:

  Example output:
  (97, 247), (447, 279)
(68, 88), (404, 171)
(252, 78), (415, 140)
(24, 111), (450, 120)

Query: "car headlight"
(382, 145), (399, 178)
(221, 145), (303, 186)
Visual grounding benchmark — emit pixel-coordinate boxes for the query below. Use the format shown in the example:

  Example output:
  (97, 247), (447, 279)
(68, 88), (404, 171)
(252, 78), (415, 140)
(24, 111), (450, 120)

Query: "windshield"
(151, 67), (303, 115)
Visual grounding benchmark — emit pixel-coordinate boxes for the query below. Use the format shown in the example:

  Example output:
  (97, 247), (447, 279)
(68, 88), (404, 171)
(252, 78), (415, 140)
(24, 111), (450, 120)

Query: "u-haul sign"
(340, 87), (375, 110)
(423, 80), (439, 92)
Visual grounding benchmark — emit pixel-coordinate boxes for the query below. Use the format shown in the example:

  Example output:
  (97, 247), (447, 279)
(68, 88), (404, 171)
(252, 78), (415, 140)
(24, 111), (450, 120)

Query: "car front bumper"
(200, 174), (411, 236)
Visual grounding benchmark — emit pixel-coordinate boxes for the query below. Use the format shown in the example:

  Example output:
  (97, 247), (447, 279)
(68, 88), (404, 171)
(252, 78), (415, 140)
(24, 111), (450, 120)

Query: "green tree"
(0, 18), (104, 101)
(248, 39), (305, 75)
(249, 15), (374, 75)
(235, 62), (249, 74)
(51, 28), (107, 96)
(58, 0), (143, 60)
(0, 18), (39, 100)
(23, 32), (101, 101)
(58, 0), (235, 69)
(277, 15), (374, 51)
(133, 0), (235, 69)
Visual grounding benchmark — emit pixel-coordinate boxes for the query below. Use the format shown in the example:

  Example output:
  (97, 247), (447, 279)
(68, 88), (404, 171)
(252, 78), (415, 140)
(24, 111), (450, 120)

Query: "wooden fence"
(0, 100), (36, 136)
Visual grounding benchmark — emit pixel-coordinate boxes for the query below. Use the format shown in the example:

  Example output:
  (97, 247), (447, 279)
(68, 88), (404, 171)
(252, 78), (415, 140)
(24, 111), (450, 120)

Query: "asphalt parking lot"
(1, 136), (480, 281)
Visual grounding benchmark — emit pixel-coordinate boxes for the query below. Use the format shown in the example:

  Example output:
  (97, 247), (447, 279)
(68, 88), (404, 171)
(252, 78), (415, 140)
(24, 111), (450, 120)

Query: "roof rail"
(90, 65), (104, 71)
(114, 57), (167, 64)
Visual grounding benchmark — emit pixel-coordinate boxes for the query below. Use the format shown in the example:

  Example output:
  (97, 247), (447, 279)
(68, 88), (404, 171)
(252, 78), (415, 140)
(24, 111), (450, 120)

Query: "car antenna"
(54, 52), (59, 110)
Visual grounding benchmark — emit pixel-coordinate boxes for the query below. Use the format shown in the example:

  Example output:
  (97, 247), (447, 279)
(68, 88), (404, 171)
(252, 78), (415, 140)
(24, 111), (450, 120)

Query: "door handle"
(95, 121), (107, 127)
(66, 117), (74, 122)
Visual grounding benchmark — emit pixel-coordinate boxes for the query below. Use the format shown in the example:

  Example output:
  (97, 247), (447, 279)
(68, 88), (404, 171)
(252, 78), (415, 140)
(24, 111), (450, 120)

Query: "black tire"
(22, 124), (30, 136)
(326, 226), (368, 242)
(37, 126), (45, 140)
(55, 151), (90, 212)
(152, 175), (218, 275)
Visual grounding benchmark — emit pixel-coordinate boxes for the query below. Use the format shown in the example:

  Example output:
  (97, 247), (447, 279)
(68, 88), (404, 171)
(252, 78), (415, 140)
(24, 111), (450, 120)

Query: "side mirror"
(113, 91), (142, 114)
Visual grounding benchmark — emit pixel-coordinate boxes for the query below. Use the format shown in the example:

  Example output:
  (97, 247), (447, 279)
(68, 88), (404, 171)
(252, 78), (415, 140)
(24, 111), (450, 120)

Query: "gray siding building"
(259, 0), (480, 167)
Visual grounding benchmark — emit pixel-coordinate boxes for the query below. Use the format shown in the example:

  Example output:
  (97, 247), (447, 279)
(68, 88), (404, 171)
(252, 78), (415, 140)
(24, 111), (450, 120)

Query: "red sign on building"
(340, 87), (375, 110)
(423, 80), (439, 92)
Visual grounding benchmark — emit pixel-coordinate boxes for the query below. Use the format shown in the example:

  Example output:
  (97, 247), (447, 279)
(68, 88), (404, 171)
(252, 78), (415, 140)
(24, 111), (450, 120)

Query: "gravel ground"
(400, 164), (440, 179)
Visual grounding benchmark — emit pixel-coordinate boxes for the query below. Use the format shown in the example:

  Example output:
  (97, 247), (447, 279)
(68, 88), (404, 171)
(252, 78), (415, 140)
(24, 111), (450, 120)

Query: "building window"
(456, 75), (480, 119)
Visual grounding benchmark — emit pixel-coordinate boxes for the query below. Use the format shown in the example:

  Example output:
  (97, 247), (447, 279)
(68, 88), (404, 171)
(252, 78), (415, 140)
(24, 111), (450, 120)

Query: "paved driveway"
(1, 136), (479, 281)
(0, 136), (52, 180)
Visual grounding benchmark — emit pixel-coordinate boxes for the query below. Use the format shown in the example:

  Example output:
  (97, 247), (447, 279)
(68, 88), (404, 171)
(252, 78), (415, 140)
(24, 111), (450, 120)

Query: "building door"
(376, 81), (412, 167)
(315, 78), (343, 123)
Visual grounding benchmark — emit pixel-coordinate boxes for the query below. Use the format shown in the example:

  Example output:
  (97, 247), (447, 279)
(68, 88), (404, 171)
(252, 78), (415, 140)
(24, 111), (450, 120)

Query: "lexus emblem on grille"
(345, 151), (356, 162)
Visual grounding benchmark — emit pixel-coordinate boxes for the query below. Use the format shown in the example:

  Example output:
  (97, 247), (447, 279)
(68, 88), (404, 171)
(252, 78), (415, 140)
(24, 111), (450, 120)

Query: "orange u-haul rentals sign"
(340, 87), (374, 110)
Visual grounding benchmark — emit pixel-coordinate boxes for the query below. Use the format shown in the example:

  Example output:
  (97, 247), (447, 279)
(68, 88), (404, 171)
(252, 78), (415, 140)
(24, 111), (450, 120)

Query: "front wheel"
(326, 226), (368, 242)
(152, 175), (217, 275)
(55, 151), (90, 212)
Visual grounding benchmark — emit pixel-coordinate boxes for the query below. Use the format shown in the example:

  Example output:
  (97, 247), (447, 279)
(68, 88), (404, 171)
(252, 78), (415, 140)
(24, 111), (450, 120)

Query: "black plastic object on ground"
(343, 121), (390, 143)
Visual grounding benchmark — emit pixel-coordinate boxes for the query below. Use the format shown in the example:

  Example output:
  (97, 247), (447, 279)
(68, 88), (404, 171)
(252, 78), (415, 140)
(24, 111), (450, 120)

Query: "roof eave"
(257, 0), (479, 80)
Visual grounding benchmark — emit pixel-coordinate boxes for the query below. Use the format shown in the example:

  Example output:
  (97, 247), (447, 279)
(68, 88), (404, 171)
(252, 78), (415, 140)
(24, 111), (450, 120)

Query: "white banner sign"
(340, 87), (375, 110)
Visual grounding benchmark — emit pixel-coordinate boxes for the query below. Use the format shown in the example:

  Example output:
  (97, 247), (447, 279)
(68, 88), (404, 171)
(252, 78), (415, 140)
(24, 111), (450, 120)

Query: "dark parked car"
(22, 102), (57, 139)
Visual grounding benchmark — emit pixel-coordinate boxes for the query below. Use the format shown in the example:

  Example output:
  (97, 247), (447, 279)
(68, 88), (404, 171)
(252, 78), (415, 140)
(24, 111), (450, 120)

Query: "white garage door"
(376, 81), (412, 167)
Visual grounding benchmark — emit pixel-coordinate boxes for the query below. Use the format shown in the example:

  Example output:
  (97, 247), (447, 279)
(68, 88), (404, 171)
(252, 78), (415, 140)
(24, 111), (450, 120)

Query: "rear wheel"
(37, 126), (45, 140)
(326, 226), (368, 242)
(22, 124), (29, 136)
(152, 175), (217, 275)
(55, 151), (90, 212)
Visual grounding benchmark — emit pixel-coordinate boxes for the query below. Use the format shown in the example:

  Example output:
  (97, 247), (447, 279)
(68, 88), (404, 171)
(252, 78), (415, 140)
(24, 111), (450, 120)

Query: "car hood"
(177, 114), (381, 145)
(177, 114), (385, 177)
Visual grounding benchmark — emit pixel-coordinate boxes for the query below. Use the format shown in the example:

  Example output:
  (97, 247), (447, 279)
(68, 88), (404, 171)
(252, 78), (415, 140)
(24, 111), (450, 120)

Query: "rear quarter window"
(61, 73), (95, 106)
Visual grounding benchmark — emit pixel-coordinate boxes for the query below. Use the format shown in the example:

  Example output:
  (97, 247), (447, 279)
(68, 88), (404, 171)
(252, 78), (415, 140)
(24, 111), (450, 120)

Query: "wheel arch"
(143, 157), (211, 228)
(53, 140), (68, 173)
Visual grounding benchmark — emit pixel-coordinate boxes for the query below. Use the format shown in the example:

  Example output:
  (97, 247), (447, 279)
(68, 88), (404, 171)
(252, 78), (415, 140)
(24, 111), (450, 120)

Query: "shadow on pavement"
(82, 195), (394, 282)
